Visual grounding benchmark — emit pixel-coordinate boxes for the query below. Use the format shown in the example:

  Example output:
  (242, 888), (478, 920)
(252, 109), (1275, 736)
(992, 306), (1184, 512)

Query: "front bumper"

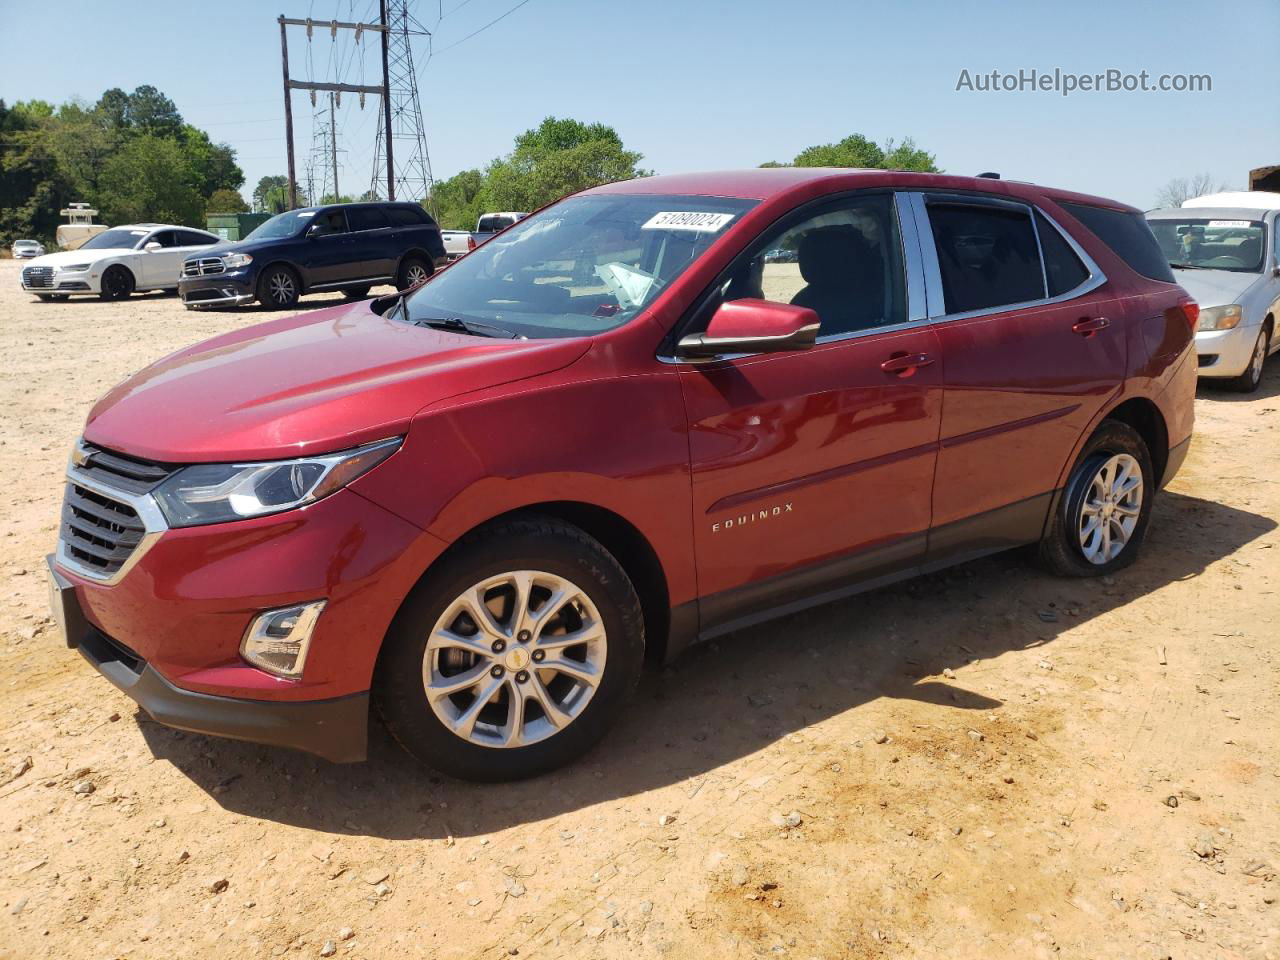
(1195, 324), (1261, 378)
(178, 271), (256, 308)
(50, 557), (369, 762)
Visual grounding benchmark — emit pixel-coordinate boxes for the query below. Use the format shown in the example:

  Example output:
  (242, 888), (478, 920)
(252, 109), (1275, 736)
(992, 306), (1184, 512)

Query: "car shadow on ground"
(139, 489), (1275, 838)
(1196, 359), (1280, 402)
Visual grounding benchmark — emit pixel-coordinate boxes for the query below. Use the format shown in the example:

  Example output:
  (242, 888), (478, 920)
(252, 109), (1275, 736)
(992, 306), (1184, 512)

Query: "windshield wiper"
(412, 316), (524, 339)
(1170, 263), (1211, 270)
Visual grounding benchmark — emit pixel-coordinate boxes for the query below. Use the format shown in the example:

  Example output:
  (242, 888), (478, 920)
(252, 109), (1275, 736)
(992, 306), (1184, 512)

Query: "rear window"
(1059, 201), (1175, 283)
(1035, 212), (1090, 296)
(478, 215), (516, 233)
(928, 203), (1045, 314)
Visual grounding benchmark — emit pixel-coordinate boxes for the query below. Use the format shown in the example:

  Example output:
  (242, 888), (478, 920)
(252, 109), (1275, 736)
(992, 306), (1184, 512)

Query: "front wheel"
(1227, 326), (1269, 393)
(374, 517), (645, 781)
(256, 265), (300, 309)
(99, 266), (135, 301)
(1039, 420), (1155, 577)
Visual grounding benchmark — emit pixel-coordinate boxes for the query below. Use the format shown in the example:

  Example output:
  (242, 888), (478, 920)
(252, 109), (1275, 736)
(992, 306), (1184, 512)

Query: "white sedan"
(20, 224), (221, 301)
(11, 239), (45, 259)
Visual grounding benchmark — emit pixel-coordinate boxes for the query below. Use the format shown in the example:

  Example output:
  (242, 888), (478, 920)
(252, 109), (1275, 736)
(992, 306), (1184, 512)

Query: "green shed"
(206, 213), (271, 242)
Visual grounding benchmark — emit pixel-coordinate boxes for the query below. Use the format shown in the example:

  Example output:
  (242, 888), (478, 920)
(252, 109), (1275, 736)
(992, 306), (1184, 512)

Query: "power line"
(431, 0), (533, 55)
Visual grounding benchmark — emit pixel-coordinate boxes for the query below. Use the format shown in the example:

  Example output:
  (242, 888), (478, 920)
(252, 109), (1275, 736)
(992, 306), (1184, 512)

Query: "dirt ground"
(0, 255), (1276, 960)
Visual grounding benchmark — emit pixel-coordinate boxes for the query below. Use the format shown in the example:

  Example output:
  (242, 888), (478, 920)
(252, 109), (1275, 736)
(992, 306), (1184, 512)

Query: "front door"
(674, 193), (944, 632)
(299, 209), (358, 286)
(912, 193), (1126, 556)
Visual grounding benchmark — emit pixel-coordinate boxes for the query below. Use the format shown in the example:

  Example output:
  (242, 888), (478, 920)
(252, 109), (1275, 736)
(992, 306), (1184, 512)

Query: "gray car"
(1146, 195), (1280, 392)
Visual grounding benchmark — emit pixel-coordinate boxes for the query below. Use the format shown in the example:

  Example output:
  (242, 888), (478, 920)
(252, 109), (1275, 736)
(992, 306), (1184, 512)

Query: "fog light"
(240, 601), (326, 679)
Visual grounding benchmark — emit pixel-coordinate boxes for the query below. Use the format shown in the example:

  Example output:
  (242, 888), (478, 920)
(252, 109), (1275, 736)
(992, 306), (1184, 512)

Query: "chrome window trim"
(54, 463), (169, 586)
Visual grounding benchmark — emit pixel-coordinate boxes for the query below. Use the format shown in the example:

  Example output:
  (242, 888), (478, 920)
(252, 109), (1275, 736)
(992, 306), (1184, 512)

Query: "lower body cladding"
(1195, 323), (1269, 378)
(49, 486), (448, 763)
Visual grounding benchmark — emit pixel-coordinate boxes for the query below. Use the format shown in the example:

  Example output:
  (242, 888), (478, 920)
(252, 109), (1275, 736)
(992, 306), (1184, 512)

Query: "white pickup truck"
(440, 211), (528, 260)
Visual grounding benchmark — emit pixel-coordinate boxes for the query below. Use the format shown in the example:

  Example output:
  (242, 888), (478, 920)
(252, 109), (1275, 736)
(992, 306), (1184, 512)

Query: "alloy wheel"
(1078, 453), (1143, 564)
(268, 271), (296, 304)
(423, 570), (608, 748)
(1249, 330), (1266, 384)
(405, 263), (429, 287)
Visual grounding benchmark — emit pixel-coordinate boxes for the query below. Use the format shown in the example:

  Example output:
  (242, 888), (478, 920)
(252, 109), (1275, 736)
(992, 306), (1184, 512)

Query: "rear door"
(137, 230), (184, 287)
(345, 205), (396, 282)
(910, 192), (1125, 559)
(675, 192), (944, 632)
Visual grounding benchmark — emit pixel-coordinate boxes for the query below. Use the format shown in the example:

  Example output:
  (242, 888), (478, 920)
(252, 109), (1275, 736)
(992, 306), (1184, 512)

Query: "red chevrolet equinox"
(48, 169), (1196, 781)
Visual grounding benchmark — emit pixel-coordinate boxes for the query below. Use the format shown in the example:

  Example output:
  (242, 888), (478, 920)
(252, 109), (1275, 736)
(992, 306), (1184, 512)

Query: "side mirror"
(144, 241), (162, 252)
(677, 298), (819, 358)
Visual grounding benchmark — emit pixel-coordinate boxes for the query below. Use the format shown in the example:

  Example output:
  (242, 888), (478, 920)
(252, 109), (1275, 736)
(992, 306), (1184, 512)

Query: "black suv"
(179, 201), (447, 309)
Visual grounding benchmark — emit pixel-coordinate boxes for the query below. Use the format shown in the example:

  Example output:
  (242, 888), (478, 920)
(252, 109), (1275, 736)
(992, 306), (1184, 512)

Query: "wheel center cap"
(504, 647), (530, 671)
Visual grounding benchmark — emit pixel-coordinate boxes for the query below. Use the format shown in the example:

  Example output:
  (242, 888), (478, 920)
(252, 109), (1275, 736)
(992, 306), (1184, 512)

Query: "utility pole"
(380, 0), (394, 201)
(329, 92), (340, 202)
(279, 16), (297, 210)
(277, 15), (388, 210)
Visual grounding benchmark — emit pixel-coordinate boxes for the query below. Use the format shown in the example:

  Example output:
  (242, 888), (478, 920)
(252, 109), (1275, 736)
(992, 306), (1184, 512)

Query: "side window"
(718, 194), (906, 338)
(348, 207), (390, 231)
(177, 230), (214, 247)
(310, 211), (348, 236)
(1058, 201), (1175, 283)
(1035, 212), (1090, 296)
(928, 203), (1044, 314)
(387, 207), (424, 227)
(146, 230), (177, 248)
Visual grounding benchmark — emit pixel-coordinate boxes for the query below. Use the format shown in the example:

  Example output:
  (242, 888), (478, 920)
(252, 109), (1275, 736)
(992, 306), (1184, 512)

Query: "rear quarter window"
(1059, 201), (1175, 283)
(388, 207), (430, 227)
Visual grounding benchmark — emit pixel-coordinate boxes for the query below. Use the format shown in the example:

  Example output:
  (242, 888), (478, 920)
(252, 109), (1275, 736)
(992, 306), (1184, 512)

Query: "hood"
(1171, 268), (1260, 307)
(28, 248), (131, 267)
(84, 299), (591, 463)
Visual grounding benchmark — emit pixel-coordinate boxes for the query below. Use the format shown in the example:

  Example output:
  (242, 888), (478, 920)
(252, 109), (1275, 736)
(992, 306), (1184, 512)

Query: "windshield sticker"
(1206, 220), (1252, 228)
(641, 211), (735, 233)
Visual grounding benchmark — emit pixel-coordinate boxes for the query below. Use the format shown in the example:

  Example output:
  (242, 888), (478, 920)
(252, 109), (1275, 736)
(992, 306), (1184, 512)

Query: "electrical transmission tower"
(368, 0), (436, 211)
(304, 94), (340, 204)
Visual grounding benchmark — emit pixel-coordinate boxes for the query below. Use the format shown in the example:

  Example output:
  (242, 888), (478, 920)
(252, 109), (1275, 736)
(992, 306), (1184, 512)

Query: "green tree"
(482, 116), (649, 212)
(97, 134), (204, 226)
(253, 175), (298, 213)
(206, 188), (248, 213)
(0, 100), (71, 245)
(179, 124), (243, 196)
(125, 85), (184, 138)
(764, 134), (940, 172)
(428, 168), (486, 230)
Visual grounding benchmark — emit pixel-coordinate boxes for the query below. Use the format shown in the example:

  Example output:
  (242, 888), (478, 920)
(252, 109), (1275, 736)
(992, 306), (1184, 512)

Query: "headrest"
(797, 227), (871, 287)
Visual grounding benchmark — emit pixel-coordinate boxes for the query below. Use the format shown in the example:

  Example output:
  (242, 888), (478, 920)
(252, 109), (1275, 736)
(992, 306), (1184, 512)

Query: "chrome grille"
(183, 257), (225, 277)
(56, 441), (174, 582)
(22, 266), (54, 288)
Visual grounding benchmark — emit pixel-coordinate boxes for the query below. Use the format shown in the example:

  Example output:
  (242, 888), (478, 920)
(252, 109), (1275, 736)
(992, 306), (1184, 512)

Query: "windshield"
(244, 209), (317, 242)
(405, 194), (756, 338)
(1148, 217), (1267, 273)
(80, 228), (150, 250)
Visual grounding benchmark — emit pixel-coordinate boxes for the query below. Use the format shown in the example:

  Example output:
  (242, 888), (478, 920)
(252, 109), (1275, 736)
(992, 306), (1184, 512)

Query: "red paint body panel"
(54, 168), (1196, 737)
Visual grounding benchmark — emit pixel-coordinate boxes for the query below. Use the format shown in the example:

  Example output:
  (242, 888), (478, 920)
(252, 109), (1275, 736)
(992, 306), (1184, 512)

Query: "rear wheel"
(1227, 325), (1269, 393)
(396, 256), (431, 290)
(256, 265), (300, 309)
(342, 285), (372, 300)
(374, 517), (645, 781)
(99, 266), (135, 301)
(1039, 420), (1155, 577)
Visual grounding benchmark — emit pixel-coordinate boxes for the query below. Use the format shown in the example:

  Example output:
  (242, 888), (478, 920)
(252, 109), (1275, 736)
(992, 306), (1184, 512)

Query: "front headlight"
(152, 437), (401, 527)
(1197, 304), (1242, 331)
(222, 252), (253, 269)
(57, 263), (91, 273)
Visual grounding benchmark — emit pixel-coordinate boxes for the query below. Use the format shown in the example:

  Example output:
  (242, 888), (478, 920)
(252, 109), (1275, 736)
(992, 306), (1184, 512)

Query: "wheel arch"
(255, 259), (302, 291)
(1102, 396), (1169, 487)
(392, 500), (674, 667)
(396, 248), (436, 277)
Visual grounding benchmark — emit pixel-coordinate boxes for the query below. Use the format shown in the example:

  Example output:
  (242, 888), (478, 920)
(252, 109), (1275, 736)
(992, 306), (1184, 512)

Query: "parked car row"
(440, 211), (528, 260)
(51, 167), (1217, 781)
(18, 200), (451, 309)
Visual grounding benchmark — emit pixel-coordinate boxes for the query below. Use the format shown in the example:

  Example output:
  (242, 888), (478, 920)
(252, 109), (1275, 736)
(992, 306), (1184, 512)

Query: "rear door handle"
(1072, 316), (1110, 336)
(880, 352), (935, 375)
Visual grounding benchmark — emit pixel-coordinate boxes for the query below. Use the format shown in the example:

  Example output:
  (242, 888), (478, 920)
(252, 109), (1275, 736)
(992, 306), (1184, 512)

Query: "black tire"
(99, 265), (135, 301)
(374, 516), (645, 781)
(256, 265), (300, 309)
(1039, 420), (1155, 577)
(396, 255), (432, 291)
(1226, 325), (1269, 393)
(342, 285), (372, 300)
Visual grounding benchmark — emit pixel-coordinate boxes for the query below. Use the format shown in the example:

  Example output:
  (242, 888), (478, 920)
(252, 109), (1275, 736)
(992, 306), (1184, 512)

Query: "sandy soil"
(0, 256), (1276, 960)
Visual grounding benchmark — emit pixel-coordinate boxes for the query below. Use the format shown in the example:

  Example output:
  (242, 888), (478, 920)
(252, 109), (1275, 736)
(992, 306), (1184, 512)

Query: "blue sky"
(2, 0), (1275, 209)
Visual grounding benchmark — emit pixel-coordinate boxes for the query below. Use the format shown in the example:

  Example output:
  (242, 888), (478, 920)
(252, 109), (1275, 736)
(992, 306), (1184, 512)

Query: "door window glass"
(715, 194), (906, 337)
(309, 211), (348, 236)
(928, 203), (1045, 313)
(1035, 212), (1090, 296)
(347, 207), (391, 231)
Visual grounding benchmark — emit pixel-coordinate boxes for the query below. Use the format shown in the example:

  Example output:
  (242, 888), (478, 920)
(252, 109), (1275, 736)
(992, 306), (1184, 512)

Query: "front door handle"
(880, 352), (935, 376)
(1072, 316), (1110, 336)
